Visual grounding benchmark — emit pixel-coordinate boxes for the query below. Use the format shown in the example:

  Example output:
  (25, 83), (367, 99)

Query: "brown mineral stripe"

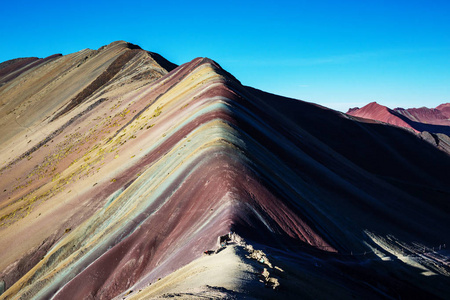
(52, 50), (139, 120)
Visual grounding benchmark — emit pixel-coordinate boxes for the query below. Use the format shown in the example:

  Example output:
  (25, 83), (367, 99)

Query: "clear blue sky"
(1, 0), (449, 112)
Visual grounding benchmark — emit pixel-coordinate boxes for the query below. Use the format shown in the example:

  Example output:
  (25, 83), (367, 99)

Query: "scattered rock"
(207, 233), (281, 291)
(258, 268), (280, 290)
(266, 277), (280, 290)
(246, 249), (273, 268)
(420, 131), (438, 146)
(260, 268), (270, 280)
(218, 233), (232, 247)
(274, 266), (284, 272)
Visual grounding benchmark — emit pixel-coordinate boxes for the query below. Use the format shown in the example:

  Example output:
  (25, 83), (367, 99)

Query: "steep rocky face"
(1, 42), (450, 299)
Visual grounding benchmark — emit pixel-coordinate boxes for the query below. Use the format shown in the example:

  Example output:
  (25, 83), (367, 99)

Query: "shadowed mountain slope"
(1, 42), (450, 299)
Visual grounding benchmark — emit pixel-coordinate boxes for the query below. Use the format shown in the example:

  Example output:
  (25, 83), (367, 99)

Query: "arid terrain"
(1, 41), (449, 299)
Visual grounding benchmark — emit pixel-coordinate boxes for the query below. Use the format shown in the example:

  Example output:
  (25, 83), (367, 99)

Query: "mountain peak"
(347, 101), (394, 121)
(363, 101), (387, 110)
(97, 40), (142, 51)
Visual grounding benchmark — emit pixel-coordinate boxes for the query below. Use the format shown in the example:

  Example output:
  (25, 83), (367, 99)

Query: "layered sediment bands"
(1, 42), (450, 299)
(0, 55), (62, 86)
(2, 60), (335, 299)
(0, 42), (177, 296)
(51, 49), (140, 120)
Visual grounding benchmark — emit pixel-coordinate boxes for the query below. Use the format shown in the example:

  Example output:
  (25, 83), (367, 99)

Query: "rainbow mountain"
(0, 41), (449, 299)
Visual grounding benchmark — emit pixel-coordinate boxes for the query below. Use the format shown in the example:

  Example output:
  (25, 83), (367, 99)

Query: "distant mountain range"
(1, 41), (449, 299)
(348, 101), (450, 129)
(347, 101), (450, 154)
